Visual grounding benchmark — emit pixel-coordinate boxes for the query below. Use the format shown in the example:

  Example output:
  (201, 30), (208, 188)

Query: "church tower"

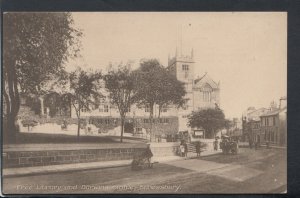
(168, 48), (195, 84)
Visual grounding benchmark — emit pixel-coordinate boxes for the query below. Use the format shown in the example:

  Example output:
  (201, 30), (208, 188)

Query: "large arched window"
(202, 83), (212, 102)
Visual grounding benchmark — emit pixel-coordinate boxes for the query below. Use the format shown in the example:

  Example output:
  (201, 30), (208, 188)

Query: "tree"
(188, 108), (228, 139)
(133, 59), (186, 141)
(104, 65), (135, 143)
(62, 68), (102, 140)
(3, 12), (81, 143)
(224, 119), (234, 135)
(156, 70), (186, 118)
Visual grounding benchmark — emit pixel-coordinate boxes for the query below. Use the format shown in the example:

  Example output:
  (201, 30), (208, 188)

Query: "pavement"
(3, 150), (222, 178)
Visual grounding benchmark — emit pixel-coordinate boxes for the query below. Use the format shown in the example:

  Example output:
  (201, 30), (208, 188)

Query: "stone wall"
(3, 145), (146, 168)
(150, 142), (180, 156)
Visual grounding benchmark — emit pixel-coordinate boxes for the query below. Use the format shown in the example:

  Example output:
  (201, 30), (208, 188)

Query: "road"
(2, 148), (286, 194)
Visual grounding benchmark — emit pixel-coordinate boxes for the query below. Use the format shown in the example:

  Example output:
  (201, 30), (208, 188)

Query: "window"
(144, 119), (150, 123)
(136, 128), (143, 134)
(159, 118), (169, 123)
(125, 106), (131, 113)
(271, 131), (274, 142)
(273, 117), (276, 126)
(203, 91), (211, 102)
(145, 105), (150, 112)
(182, 64), (189, 71)
(99, 105), (109, 112)
(104, 105), (109, 112)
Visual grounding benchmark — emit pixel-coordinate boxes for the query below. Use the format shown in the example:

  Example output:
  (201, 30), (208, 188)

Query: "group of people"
(179, 140), (188, 159)
(180, 140), (202, 159)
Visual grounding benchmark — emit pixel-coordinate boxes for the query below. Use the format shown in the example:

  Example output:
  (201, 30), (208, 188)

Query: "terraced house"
(243, 97), (287, 146)
(260, 105), (287, 146)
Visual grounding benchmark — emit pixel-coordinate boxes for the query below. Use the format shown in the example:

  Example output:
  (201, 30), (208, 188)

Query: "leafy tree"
(133, 59), (186, 141)
(104, 65), (135, 143)
(188, 108), (228, 139)
(62, 68), (102, 140)
(3, 12), (81, 143)
(156, 69), (186, 117)
(44, 92), (61, 117)
(43, 92), (72, 117)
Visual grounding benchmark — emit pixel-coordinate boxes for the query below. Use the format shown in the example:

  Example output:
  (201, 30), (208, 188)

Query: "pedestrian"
(214, 138), (219, 151)
(196, 141), (201, 157)
(184, 141), (188, 159)
(144, 143), (153, 165)
(180, 140), (185, 157)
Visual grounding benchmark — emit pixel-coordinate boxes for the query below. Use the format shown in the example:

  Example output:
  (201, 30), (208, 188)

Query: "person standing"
(184, 141), (188, 159)
(214, 138), (219, 151)
(180, 140), (185, 157)
(196, 141), (201, 157)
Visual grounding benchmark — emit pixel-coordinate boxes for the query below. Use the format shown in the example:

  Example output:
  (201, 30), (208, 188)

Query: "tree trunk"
(3, 115), (18, 144)
(3, 62), (20, 144)
(120, 117), (124, 143)
(77, 118), (80, 141)
(149, 104), (154, 142)
(40, 96), (44, 116)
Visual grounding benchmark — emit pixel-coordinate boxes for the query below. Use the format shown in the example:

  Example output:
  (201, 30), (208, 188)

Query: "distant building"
(260, 98), (287, 146)
(242, 107), (269, 141)
(242, 96), (287, 146)
(227, 117), (243, 138)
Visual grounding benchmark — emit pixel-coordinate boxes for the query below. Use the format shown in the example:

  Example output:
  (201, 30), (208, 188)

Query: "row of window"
(89, 119), (115, 125)
(81, 105), (167, 113)
(264, 130), (278, 143)
(261, 116), (276, 126)
(88, 118), (171, 125)
(143, 118), (170, 124)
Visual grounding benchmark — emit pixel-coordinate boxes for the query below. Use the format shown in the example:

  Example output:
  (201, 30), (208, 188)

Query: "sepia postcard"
(2, 11), (287, 195)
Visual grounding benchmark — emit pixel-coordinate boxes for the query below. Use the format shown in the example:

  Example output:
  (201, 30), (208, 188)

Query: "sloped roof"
(194, 73), (219, 89)
(247, 108), (268, 121)
(260, 106), (287, 117)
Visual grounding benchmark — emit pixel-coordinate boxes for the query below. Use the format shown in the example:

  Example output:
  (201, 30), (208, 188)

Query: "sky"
(66, 12), (287, 119)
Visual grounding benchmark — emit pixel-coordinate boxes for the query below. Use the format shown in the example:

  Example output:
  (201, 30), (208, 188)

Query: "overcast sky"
(67, 12), (287, 119)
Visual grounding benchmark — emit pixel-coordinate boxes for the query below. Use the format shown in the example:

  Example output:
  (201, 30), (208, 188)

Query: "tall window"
(182, 64), (189, 71)
(273, 117), (276, 126)
(145, 105), (150, 112)
(203, 91), (211, 102)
